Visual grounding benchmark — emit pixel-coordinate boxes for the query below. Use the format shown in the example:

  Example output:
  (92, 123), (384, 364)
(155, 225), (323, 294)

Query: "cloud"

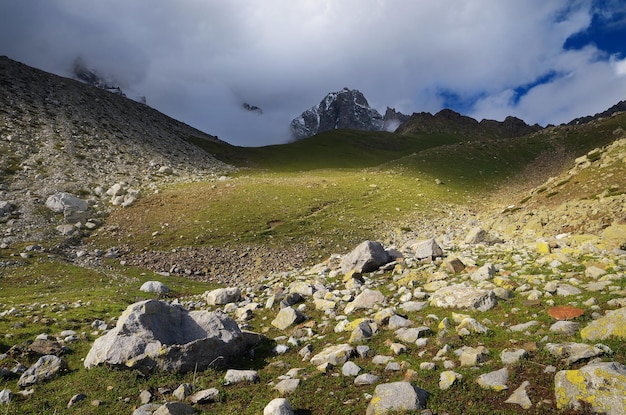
(1, 0), (624, 145)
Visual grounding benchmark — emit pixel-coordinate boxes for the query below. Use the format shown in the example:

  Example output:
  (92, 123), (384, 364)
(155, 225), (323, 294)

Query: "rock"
(140, 281), (169, 294)
(273, 379), (300, 395)
(395, 327), (431, 344)
(153, 402), (196, 415)
(189, 388), (220, 404)
(271, 307), (306, 330)
(18, 355), (68, 386)
(556, 284), (582, 296)
(545, 342), (607, 365)
(443, 257), (465, 273)
(84, 300), (258, 373)
(204, 287), (241, 305)
(139, 390), (152, 404)
(341, 240), (390, 274)
(224, 369), (259, 385)
(264, 398), (294, 415)
(0, 389), (12, 404)
(45, 192), (88, 213)
(172, 383), (193, 400)
(505, 381), (532, 409)
(476, 367), (509, 391)
(429, 284), (497, 311)
(439, 370), (462, 390)
(549, 321), (579, 335)
(409, 238), (443, 260)
(365, 381), (428, 415)
(342, 361), (362, 376)
(355, 373), (379, 385)
(500, 348), (528, 365)
(555, 361), (626, 414)
(459, 346), (490, 367)
(344, 289), (385, 314)
(464, 227), (488, 244)
(67, 393), (86, 408)
(133, 404), (162, 415)
(470, 263), (496, 282)
(310, 344), (354, 366)
(387, 314), (413, 330)
(288, 281), (314, 297)
(581, 307), (626, 341)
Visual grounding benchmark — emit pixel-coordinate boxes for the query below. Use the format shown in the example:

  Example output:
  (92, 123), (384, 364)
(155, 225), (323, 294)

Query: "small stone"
(224, 369), (259, 385)
(476, 367), (509, 391)
(505, 381), (532, 409)
(273, 379), (300, 395)
(354, 373), (379, 385)
(439, 370), (462, 390)
(139, 390), (152, 404)
(172, 383), (193, 401)
(189, 388), (220, 404)
(342, 361), (362, 377)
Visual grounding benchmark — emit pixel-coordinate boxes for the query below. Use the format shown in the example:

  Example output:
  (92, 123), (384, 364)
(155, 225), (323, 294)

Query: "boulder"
(204, 287), (241, 305)
(555, 362), (626, 414)
(429, 284), (497, 311)
(464, 227), (488, 244)
(365, 381), (428, 415)
(310, 344), (354, 366)
(264, 398), (294, 415)
(341, 241), (390, 274)
(224, 369), (259, 385)
(344, 289), (385, 314)
(18, 355), (68, 386)
(140, 281), (169, 294)
(189, 388), (220, 404)
(271, 307), (306, 330)
(581, 307), (626, 341)
(476, 367), (509, 391)
(545, 342), (608, 365)
(153, 402), (196, 415)
(409, 238), (443, 260)
(84, 300), (259, 373)
(45, 192), (88, 213)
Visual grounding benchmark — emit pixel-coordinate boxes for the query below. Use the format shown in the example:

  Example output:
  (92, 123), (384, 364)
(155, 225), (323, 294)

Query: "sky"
(1, 1), (626, 147)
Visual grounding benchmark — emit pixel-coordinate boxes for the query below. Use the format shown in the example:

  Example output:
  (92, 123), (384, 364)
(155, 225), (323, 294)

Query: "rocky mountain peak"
(290, 88), (385, 140)
(72, 57), (126, 97)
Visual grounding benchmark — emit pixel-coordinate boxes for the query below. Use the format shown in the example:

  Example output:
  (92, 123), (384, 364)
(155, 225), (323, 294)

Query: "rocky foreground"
(2, 219), (626, 414)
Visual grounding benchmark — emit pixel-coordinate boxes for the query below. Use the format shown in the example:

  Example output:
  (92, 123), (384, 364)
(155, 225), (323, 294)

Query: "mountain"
(0, 56), (232, 242)
(567, 99), (626, 125)
(72, 57), (127, 97)
(290, 88), (385, 140)
(395, 108), (542, 139)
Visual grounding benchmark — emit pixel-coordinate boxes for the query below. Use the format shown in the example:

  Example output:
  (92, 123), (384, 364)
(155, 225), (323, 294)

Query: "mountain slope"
(0, 56), (233, 242)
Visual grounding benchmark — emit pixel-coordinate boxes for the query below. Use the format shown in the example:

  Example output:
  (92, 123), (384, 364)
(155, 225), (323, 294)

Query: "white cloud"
(1, 0), (624, 145)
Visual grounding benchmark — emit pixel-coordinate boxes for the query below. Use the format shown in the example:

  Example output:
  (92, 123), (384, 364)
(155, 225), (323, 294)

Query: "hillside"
(0, 56), (234, 242)
(1, 57), (626, 414)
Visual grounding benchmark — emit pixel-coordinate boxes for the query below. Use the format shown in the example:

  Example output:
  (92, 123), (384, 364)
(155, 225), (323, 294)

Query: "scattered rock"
(224, 369), (259, 385)
(476, 367), (509, 391)
(581, 307), (626, 341)
(505, 381), (532, 409)
(341, 240), (390, 274)
(365, 381), (429, 415)
(189, 388), (220, 404)
(18, 355), (68, 386)
(140, 281), (170, 294)
(555, 361), (626, 414)
(430, 285), (497, 311)
(204, 287), (242, 305)
(264, 397), (294, 415)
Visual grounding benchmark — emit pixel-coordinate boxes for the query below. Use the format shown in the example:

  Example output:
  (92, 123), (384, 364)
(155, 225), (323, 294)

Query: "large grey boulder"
(341, 241), (390, 274)
(429, 284), (497, 311)
(140, 281), (169, 294)
(45, 192), (90, 223)
(84, 300), (259, 373)
(365, 381), (428, 415)
(45, 192), (88, 213)
(555, 362), (626, 414)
